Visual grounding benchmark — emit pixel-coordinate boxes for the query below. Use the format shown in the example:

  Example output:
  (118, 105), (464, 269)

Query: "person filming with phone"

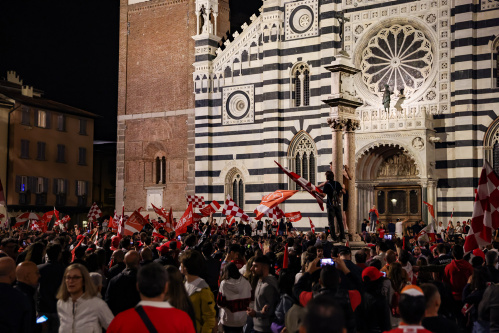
(293, 255), (361, 333)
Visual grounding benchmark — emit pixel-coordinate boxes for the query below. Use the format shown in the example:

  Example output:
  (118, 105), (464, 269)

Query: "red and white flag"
(0, 213), (7, 229)
(275, 161), (325, 211)
(450, 207), (454, 220)
(227, 215), (235, 226)
(176, 203), (194, 236)
(87, 202), (102, 221)
(54, 215), (71, 228)
(124, 210), (147, 236)
(53, 207), (60, 221)
(266, 206), (285, 220)
(222, 195), (252, 222)
(0, 178), (6, 206)
(187, 195), (205, 208)
(284, 211), (302, 222)
(200, 200), (221, 217)
(254, 190), (297, 220)
(309, 218), (315, 233)
(118, 204), (125, 236)
(108, 210), (118, 232)
(464, 161), (499, 252)
(152, 228), (165, 239)
(193, 213), (203, 223)
(423, 201), (435, 220)
(31, 221), (48, 233)
(416, 221), (436, 243)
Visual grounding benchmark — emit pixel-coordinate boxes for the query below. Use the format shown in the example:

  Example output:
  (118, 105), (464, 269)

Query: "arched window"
(490, 37), (499, 88)
(484, 117), (499, 175)
(155, 156), (166, 184)
(292, 64), (310, 107)
(226, 168), (244, 209)
(288, 132), (317, 190)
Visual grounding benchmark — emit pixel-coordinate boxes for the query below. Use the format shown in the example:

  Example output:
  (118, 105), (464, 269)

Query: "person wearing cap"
(385, 285), (432, 333)
(154, 242), (177, 266)
(246, 255), (279, 333)
(420, 283), (459, 333)
(361, 266), (392, 333)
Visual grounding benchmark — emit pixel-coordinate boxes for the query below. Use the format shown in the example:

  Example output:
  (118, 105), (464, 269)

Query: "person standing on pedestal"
(368, 205), (379, 233)
(315, 171), (345, 242)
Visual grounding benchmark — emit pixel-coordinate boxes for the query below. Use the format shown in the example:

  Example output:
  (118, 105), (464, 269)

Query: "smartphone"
(177, 235), (181, 241)
(130, 240), (133, 245)
(36, 315), (48, 324)
(384, 234), (392, 240)
(320, 258), (335, 267)
(381, 271), (387, 277)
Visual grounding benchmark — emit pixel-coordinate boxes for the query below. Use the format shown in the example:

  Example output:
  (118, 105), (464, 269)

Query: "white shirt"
(57, 295), (114, 333)
(395, 222), (403, 236)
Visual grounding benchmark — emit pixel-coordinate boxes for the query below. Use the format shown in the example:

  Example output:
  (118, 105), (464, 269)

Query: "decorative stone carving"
(412, 137), (425, 150)
(222, 84), (255, 125)
(377, 153), (420, 177)
(360, 25), (433, 101)
(327, 117), (347, 130)
(285, 0), (319, 41)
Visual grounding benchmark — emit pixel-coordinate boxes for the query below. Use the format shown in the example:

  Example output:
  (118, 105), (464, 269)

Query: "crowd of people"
(1, 213), (499, 333)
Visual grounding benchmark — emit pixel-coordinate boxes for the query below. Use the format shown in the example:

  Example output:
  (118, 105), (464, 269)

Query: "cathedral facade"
(192, 0), (499, 231)
(118, 0), (499, 231)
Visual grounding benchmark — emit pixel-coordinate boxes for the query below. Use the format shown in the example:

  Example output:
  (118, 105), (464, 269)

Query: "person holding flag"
(314, 170), (346, 242)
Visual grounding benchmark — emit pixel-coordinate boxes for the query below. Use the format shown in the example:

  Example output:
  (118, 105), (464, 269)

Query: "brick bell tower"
(116, 0), (229, 215)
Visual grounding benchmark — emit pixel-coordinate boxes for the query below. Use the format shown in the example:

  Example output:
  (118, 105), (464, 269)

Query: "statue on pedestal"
(382, 84), (392, 112)
(394, 89), (406, 112)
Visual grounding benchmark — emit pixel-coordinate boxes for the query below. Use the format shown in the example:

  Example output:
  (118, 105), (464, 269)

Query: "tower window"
(292, 64), (311, 107)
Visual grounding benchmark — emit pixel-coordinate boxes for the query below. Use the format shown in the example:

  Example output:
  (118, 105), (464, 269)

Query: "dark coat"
(0, 283), (32, 333)
(105, 268), (141, 315)
(37, 260), (65, 314)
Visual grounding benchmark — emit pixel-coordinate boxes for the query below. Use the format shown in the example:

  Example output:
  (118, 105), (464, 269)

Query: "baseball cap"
(110, 236), (120, 251)
(401, 285), (424, 297)
(156, 243), (170, 256)
(362, 266), (384, 282)
(472, 248), (485, 260)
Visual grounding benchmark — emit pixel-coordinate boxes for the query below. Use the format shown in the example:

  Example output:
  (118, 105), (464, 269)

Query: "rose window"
(360, 25), (433, 100)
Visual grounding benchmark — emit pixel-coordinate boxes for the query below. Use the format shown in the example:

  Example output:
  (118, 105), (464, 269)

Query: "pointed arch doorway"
(356, 143), (423, 225)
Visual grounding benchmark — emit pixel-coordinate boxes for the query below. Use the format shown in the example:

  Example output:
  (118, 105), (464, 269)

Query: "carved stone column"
(345, 119), (360, 233)
(427, 179), (437, 220)
(327, 117), (345, 183)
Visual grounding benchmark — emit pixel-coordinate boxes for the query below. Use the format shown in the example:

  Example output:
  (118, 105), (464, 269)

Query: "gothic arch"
(225, 167), (245, 209)
(290, 62), (311, 107)
(490, 35), (499, 88)
(287, 131), (317, 188)
(483, 115), (499, 173)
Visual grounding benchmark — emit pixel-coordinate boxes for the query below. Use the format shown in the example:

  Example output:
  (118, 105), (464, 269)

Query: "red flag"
(227, 215), (235, 227)
(169, 207), (174, 229)
(254, 190), (298, 220)
(0, 178), (6, 206)
(464, 161), (499, 252)
(152, 228), (165, 239)
(176, 203), (193, 236)
(53, 207), (60, 221)
(283, 244), (289, 269)
(118, 204), (125, 236)
(200, 200), (221, 217)
(124, 210), (147, 236)
(108, 216), (117, 231)
(416, 221), (436, 243)
(309, 218), (315, 233)
(276, 221), (280, 236)
(423, 201), (435, 219)
(284, 212), (302, 222)
(275, 161), (325, 211)
(193, 213), (203, 223)
(31, 221), (48, 233)
(40, 211), (55, 224)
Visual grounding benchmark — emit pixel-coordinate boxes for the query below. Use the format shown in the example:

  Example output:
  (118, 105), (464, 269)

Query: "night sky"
(0, 0), (261, 142)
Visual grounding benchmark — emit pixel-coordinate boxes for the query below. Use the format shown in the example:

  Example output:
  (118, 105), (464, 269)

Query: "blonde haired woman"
(57, 264), (114, 332)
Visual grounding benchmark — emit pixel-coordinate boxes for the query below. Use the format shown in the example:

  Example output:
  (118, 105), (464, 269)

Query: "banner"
(124, 210), (147, 236)
(284, 212), (302, 222)
(176, 203), (194, 236)
(254, 190), (297, 220)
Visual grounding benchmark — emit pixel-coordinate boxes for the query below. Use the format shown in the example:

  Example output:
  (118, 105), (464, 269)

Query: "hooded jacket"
(217, 276), (252, 327)
(253, 275), (279, 332)
(185, 277), (216, 333)
(444, 259), (473, 301)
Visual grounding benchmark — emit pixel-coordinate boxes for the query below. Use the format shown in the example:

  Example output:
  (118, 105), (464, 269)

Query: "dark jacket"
(107, 261), (126, 280)
(361, 286), (392, 333)
(0, 283), (32, 333)
(105, 268), (141, 315)
(37, 260), (65, 314)
(14, 281), (36, 332)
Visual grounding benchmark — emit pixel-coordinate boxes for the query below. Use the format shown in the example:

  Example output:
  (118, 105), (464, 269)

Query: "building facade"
(116, 0), (230, 215)
(0, 71), (96, 220)
(191, 0), (499, 231)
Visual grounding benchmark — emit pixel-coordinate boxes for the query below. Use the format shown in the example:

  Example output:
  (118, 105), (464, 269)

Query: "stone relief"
(377, 153), (419, 177)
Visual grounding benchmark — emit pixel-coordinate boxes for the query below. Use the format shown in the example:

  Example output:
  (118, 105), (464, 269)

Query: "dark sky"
(0, 0), (261, 141)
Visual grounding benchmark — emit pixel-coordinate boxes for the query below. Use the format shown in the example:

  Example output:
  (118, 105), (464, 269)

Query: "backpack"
(327, 182), (341, 207)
